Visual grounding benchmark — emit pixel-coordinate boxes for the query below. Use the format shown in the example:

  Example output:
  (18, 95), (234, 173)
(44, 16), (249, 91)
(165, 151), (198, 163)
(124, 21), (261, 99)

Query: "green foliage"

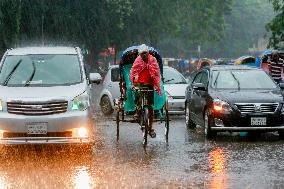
(266, 0), (284, 49)
(0, 0), (270, 59)
(0, 0), (233, 57)
(213, 0), (274, 57)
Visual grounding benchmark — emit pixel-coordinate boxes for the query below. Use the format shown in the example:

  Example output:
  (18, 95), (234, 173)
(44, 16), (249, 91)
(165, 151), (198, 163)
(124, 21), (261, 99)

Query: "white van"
(0, 47), (101, 144)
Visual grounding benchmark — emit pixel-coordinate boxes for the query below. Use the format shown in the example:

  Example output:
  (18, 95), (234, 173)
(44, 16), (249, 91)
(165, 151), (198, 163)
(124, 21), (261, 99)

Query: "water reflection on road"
(73, 166), (92, 189)
(0, 115), (283, 188)
(208, 147), (227, 189)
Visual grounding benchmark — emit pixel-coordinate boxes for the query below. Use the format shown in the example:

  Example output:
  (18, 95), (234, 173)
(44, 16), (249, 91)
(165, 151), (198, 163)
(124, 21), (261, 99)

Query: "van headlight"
(0, 99), (3, 111)
(72, 91), (89, 111)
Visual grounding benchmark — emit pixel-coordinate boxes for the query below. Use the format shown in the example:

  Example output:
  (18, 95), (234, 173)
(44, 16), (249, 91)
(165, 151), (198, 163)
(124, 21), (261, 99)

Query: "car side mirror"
(186, 78), (191, 84)
(89, 73), (102, 84)
(279, 82), (284, 90)
(192, 83), (206, 91)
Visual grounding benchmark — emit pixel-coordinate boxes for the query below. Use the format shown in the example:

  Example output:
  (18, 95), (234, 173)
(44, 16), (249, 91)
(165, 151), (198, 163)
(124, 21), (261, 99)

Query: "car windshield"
(0, 54), (82, 87)
(163, 68), (187, 84)
(211, 70), (278, 90)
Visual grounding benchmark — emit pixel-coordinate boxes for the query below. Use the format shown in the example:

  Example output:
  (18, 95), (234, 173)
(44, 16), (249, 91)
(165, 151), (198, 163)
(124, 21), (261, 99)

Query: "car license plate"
(251, 117), (266, 126)
(26, 122), (47, 134)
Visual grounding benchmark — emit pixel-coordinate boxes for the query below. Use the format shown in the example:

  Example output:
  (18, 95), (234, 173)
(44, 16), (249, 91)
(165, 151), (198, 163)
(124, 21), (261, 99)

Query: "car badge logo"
(254, 105), (261, 112)
(30, 105), (43, 110)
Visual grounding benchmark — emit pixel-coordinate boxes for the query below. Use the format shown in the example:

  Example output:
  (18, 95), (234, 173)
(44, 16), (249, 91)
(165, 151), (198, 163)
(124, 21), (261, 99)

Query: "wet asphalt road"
(0, 86), (283, 188)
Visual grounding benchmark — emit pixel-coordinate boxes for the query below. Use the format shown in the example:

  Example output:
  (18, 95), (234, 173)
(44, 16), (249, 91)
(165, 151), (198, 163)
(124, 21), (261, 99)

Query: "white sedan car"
(163, 66), (189, 114)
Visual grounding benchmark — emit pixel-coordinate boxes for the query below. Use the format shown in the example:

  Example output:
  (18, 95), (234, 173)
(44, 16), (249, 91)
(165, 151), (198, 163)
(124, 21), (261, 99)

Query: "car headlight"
(165, 91), (173, 99)
(72, 91), (89, 111)
(281, 104), (284, 113)
(213, 99), (232, 113)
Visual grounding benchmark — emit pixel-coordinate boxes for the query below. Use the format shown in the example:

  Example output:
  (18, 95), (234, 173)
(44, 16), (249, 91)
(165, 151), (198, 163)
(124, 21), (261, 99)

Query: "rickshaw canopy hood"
(120, 45), (163, 75)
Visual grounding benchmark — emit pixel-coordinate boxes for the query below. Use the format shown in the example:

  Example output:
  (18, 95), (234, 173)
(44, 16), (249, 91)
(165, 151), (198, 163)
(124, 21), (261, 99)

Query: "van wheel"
(185, 102), (196, 129)
(100, 96), (113, 115)
(204, 108), (217, 139)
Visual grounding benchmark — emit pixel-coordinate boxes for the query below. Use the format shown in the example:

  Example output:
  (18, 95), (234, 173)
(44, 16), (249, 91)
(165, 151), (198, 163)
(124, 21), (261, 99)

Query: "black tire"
(164, 104), (170, 141)
(143, 107), (149, 146)
(100, 96), (114, 115)
(278, 131), (284, 140)
(204, 108), (217, 139)
(116, 111), (120, 140)
(185, 101), (196, 129)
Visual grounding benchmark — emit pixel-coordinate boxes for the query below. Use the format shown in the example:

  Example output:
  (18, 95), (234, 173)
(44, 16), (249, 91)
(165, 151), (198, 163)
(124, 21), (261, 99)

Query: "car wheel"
(185, 101), (196, 129)
(100, 96), (114, 115)
(204, 108), (217, 139)
(278, 131), (284, 140)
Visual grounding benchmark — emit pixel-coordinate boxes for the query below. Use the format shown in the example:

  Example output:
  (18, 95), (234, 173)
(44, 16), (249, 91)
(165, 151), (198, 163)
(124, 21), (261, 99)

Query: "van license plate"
(26, 123), (47, 134)
(251, 117), (266, 126)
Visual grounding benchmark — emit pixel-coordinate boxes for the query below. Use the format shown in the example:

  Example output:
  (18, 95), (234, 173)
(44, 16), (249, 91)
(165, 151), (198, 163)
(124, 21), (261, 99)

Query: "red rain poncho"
(129, 54), (162, 96)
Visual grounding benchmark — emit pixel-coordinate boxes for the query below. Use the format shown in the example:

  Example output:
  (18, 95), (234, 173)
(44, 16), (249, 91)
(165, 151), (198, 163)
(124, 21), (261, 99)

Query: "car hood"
(212, 89), (284, 104)
(164, 84), (188, 97)
(0, 83), (87, 102)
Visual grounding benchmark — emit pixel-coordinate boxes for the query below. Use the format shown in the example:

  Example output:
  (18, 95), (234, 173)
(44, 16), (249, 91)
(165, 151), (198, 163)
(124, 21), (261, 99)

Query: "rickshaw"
(114, 46), (170, 146)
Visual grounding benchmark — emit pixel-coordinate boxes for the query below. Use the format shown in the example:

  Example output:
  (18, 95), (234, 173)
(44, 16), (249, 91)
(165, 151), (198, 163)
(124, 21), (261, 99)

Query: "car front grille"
(235, 103), (279, 114)
(7, 101), (68, 116)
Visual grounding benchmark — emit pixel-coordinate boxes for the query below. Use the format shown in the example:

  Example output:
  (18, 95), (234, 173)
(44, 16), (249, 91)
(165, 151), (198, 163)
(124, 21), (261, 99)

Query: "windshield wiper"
(175, 81), (186, 84)
(164, 78), (174, 83)
(24, 61), (36, 87)
(230, 71), (240, 90)
(2, 59), (22, 86)
(213, 72), (220, 88)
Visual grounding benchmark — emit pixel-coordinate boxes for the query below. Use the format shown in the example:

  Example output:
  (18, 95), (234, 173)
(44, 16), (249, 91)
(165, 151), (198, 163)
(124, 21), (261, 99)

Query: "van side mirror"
(192, 83), (206, 91)
(279, 82), (284, 90)
(89, 73), (102, 84)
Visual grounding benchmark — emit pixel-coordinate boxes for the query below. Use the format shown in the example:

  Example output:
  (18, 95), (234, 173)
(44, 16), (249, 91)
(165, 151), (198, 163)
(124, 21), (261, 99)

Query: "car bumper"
(211, 111), (284, 132)
(0, 110), (94, 144)
(168, 98), (185, 114)
(211, 126), (284, 131)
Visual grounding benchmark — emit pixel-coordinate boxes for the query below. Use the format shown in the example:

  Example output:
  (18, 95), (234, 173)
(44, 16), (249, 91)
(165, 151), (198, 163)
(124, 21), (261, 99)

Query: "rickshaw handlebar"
(133, 86), (155, 92)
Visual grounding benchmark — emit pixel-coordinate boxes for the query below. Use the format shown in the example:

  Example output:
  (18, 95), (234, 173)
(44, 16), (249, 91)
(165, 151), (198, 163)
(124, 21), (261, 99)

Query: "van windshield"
(0, 54), (82, 87)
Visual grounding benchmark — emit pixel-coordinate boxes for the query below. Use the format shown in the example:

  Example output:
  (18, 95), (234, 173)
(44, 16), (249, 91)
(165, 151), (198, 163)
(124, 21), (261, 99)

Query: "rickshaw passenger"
(129, 44), (162, 138)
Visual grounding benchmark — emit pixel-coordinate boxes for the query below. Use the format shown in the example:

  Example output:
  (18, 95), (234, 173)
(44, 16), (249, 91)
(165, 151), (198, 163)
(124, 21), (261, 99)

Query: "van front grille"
(7, 101), (68, 116)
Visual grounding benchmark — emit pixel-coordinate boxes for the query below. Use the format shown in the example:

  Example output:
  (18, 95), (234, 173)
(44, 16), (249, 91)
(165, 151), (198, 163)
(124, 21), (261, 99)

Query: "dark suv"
(185, 65), (284, 139)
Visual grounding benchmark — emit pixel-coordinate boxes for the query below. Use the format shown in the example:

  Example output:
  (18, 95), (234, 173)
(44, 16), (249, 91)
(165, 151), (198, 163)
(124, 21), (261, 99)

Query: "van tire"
(100, 96), (114, 115)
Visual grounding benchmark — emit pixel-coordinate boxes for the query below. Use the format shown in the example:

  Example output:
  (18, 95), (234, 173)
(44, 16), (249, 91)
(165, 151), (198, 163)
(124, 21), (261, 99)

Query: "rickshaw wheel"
(121, 110), (125, 121)
(116, 111), (120, 140)
(164, 103), (170, 141)
(142, 107), (149, 146)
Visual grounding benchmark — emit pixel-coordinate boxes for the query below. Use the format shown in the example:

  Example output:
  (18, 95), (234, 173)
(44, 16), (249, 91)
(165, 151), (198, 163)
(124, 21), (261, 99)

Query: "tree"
(266, 0), (284, 49)
(0, 0), (234, 59)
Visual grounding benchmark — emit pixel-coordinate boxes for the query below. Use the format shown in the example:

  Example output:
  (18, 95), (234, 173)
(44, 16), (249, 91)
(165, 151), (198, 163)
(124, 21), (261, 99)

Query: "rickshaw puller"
(129, 44), (162, 138)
